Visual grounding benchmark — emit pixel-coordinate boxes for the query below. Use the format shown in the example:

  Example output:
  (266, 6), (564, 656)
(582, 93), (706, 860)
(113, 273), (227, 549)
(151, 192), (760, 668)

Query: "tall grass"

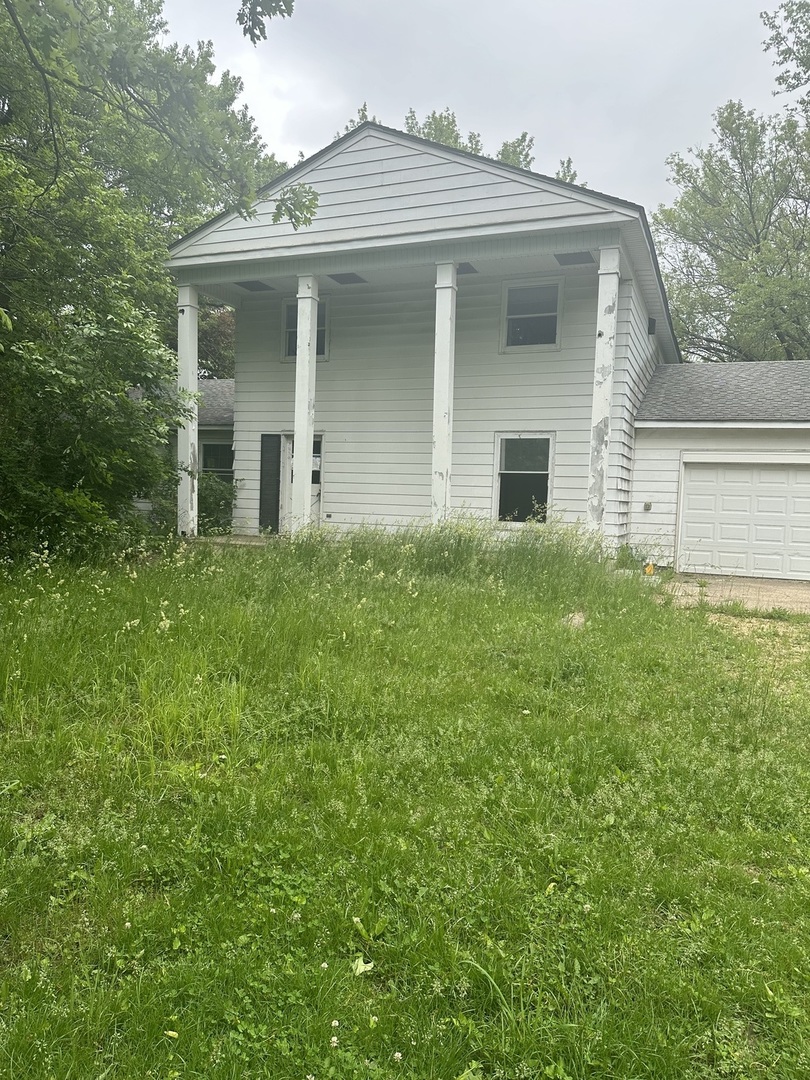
(1, 523), (809, 1078)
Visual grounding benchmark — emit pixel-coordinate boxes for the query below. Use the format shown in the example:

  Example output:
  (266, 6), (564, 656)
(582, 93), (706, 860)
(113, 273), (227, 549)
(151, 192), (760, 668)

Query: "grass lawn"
(1, 525), (810, 1079)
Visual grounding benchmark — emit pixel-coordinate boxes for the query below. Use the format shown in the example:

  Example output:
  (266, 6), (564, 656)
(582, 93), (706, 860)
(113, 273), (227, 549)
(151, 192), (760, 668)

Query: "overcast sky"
(160, 0), (789, 211)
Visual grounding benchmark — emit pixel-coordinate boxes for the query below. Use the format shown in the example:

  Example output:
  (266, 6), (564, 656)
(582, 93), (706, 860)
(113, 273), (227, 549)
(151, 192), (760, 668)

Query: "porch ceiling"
(188, 250), (599, 308)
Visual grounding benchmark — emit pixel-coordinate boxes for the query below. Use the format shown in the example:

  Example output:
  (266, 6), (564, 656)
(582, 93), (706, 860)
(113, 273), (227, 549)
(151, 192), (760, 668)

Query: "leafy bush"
(149, 470), (237, 536)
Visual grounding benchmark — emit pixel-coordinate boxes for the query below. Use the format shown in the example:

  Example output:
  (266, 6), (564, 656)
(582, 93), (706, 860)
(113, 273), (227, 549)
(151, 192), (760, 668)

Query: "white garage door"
(678, 462), (810, 579)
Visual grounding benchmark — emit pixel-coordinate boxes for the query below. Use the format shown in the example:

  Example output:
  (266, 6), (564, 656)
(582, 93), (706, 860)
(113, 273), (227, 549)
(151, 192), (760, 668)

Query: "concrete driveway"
(669, 573), (810, 614)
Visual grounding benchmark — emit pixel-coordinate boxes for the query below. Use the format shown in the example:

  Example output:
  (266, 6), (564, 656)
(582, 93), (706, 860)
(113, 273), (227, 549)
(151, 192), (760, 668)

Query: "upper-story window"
(283, 299), (328, 360)
(502, 282), (561, 351)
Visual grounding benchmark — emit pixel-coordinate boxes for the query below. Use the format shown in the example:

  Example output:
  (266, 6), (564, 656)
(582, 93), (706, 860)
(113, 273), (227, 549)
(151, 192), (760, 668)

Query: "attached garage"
(678, 459), (810, 579)
(630, 363), (810, 581)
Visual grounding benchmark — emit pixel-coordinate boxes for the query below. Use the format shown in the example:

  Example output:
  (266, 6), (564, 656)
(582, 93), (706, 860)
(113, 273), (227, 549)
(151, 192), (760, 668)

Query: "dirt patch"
(668, 573), (810, 615)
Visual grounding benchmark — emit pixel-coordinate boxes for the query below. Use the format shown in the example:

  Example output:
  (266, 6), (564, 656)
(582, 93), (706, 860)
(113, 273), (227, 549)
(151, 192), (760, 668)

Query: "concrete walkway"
(669, 573), (810, 614)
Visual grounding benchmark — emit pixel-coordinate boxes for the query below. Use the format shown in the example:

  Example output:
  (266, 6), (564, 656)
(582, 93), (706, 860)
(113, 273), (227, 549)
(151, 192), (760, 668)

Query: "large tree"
(0, 0), (306, 555)
(653, 101), (810, 363)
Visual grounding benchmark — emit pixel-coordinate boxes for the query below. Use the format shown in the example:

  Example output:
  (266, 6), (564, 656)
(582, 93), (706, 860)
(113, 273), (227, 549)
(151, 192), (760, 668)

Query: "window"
(283, 299), (328, 359)
(502, 282), (560, 350)
(201, 443), (234, 484)
(497, 436), (551, 522)
(289, 436), (323, 485)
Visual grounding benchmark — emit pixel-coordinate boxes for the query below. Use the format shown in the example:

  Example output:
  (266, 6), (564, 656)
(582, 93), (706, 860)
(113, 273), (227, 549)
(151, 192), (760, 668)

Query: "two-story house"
(169, 123), (810, 580)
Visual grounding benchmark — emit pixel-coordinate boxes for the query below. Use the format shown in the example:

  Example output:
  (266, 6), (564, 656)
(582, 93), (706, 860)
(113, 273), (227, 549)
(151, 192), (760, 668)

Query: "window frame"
(200, 441), (235, 484)
(499, 278), (564, 354)
(280, 297), (330, 363)
(492, 432), (555, 524)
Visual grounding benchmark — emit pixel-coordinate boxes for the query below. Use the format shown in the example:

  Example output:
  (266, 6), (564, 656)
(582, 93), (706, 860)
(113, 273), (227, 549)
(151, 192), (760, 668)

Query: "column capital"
(296, 274), (319, 301)
(435, 262), (457, 291)
(177, 283), (199, 310)
(597, 247), (622, 278)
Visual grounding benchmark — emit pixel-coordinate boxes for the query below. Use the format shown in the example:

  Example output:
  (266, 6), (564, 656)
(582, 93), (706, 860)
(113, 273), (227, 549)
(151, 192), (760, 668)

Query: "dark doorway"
(259, 434), (282, 532)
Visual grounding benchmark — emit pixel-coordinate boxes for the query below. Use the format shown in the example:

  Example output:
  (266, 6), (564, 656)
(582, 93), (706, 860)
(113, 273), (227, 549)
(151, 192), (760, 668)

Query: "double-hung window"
(283, 299), (328, 360)
(497, 436), (551, 522)
(502, 282), (560, 350)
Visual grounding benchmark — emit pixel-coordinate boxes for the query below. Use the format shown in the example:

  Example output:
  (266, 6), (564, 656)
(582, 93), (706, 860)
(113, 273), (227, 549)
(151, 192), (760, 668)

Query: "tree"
(0, 0), (305, 556)
(763, 1), (810, 98)
(555, 156), (587, 187)
(237, 0), (294, 44)
(653, 101), (810, 363)
(338, 105), (586, 180)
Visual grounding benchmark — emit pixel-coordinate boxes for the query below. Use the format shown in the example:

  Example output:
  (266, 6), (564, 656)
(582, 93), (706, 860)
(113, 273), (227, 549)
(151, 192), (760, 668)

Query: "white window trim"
(492, 431), (555, 524)
(499, 278), (564, 354)
(280, 296), (331, 363)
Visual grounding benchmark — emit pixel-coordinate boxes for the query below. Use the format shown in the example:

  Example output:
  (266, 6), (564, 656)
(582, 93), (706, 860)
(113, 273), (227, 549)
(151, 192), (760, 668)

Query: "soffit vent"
(328, 273), (367, 285)
(236, 280), (274, 291)
(554, 251), (595, 266)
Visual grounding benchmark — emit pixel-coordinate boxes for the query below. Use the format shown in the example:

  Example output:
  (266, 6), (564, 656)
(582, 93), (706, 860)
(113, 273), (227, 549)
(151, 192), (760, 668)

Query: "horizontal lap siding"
(233, 283), (434, 531)
(629, 428), (809, 563)
(233, 274), (596, 531)
(608, 280), (661, 542)
(453, 274), (596, 519)
(181, 133), (625, 261)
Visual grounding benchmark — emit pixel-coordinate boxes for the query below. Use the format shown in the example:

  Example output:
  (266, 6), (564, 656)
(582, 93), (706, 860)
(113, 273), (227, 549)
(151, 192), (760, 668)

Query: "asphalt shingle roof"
(199, 379), (234, 426)
(637, 362), (810, 423)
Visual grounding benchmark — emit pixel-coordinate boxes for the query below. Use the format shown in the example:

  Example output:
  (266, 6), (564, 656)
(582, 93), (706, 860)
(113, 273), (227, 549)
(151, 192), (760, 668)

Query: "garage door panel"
(720, 467), (754, 485)
(718, 523), (751, 543)
(752, 553), (785, 574)
(683, 522), (716, 542)
(755, 496), (789, 515)
(753, 524), (787, 544)
(678, 462), (810, 580)
(716, 549), (748, 571)
(719, 495), (752, 514)
(684, 493), (717, 513)
(755, 468), (790, 486)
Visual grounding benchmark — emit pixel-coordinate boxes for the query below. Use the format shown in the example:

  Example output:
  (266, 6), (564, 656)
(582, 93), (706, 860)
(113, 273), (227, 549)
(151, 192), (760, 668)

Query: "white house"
(168, 123), (810, 580)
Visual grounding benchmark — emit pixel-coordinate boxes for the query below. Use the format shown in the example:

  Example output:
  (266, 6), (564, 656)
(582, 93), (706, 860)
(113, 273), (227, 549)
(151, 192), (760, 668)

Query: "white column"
(587, 248), (621, 532)
(431, 261), (457, 523)
(290, 274), (319, 532)
(177, 284), (199, 536)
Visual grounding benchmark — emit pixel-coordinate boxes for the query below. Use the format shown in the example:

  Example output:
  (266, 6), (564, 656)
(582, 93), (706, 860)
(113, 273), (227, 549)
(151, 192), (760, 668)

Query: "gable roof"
(637, 362), (810, 423)
(199, 379), (234, 426)
(168, 122), (680, 364)
(169, 122), (643, 260)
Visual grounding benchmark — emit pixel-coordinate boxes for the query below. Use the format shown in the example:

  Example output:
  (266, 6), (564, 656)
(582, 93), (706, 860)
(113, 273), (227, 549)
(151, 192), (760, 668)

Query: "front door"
(281, 435), (323, 530)
(259, 434), (282, 532)
(259, 434), (323, 532)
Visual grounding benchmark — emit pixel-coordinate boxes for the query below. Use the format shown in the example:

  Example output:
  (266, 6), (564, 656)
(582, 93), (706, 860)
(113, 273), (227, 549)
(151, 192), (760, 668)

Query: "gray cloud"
(162, 0), (786, 210)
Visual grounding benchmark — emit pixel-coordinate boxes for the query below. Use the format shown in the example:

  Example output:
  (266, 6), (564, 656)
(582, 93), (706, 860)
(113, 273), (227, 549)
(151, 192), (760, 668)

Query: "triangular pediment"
(169, 125), (640, 266)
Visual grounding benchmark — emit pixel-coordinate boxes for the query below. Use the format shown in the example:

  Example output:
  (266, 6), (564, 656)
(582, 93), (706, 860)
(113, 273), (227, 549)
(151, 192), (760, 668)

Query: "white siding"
(172, 132), (634, 264)
(233, 272), (598, 532)
(452, 274), (597, 520)
(629, 427), (810, 564)
(607, 278), (663, 544)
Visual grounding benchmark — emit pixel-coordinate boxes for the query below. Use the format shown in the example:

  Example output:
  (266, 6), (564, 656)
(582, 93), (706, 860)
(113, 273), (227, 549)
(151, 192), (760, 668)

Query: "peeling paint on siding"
(587, 248), (621, 533)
